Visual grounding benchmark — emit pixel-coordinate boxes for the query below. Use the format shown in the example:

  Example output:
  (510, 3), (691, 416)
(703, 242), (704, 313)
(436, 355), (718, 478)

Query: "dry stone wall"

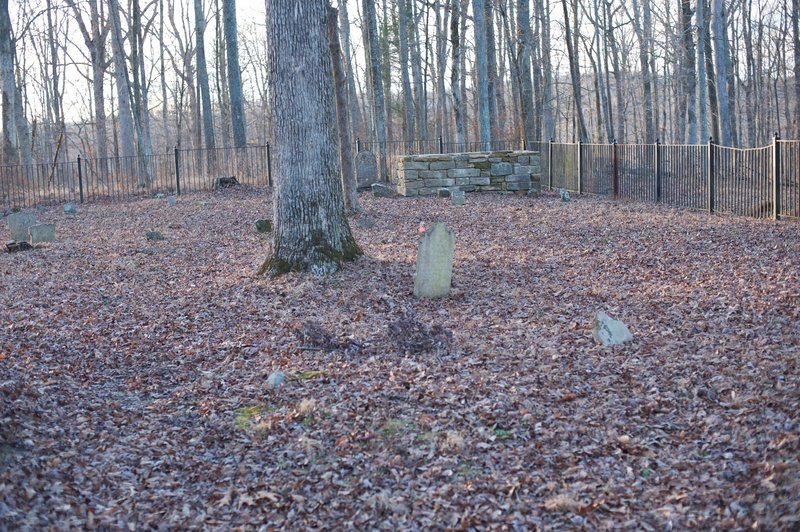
(394, 150), (541, 197)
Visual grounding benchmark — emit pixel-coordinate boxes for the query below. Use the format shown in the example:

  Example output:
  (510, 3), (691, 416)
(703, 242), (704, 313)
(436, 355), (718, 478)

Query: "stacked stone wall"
(394, 150), (541, 196)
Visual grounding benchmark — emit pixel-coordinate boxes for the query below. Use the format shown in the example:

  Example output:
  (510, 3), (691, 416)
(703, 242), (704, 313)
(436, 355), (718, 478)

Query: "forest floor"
(1, 188), (799, 529)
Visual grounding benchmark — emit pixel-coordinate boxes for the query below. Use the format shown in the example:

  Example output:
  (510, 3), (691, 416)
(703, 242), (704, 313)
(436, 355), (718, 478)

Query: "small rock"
(167, 195), (177, 206)
(451, 189), (466, 206)
(371, 183), (395, 198)
(559, 188), (570, 202)
(5, 240), (32, 253)
(145, 231), (165, 241)
(356, 216), (376, 229)
(592, 311), (633, 346)
(154, 193), (166, 199)
(267, 370), (285, 388)
(254, 219), (273, 233)
(527, 189), (540, 198)
(437, 188), (452, 198)
(63, 202), (77, 214)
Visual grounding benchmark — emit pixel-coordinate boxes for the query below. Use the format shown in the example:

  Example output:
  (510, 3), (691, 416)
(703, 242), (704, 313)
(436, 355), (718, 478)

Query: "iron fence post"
(773, 132), (781, 220)
(612, 139), (619, 199)
(655, 139), (661, 203)
(577, 139), (583, 194)
(174, 146), (181, 195)
(356, 137), (361, 153)
(77, 156), (84, 203)
(548, 138), (553, 190)
(438, 135), (444, 154)
(707, 136), (715, 214)
(266, 143), (273, 187)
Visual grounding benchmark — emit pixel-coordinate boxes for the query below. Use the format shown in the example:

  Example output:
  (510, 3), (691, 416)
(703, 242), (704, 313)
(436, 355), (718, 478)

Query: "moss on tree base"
(258, 236), (363, 277)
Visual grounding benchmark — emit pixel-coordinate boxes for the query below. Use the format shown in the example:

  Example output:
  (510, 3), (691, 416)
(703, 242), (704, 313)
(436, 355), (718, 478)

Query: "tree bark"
(451, 0), (466, 145)
(397, 0), (415, 141)
(681, 0), (697, 143)
(696, 0), (709, 141)
(338, 3), (362, 141)
(259, 0), (361, 277)
(473, 0), (492, 149)
(0, 0), (16, 164)
(195, 0), (216, 151)
(409, 0), (428, 141)
(538, 0), (555, 139)
(224, 0), (247, 147)
(711, 0), (731, 145)
(793, 0), (800, 136)
(327, 6), (362, 214)
(561, 0), (588, 141)
(517, 0), (536, 146)
(362, 0), (389, 180)
(108, 0), (136, 159)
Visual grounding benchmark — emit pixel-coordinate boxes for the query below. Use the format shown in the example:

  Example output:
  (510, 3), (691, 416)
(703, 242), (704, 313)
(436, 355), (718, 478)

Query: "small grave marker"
(451, 189), (466, 205)
(414, 222), (455, 299)
(255, 219), (273, 233)
(64, 202), (77, 214)
(28, 224), (56, 244)
(356, 151), (378, 189)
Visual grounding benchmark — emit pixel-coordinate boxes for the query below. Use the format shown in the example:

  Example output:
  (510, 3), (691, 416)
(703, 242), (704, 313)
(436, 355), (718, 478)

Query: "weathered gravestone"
(451, 189), (466, 205)
(437, 188), (452, 199)
(167, 195), (177, 206)
(254, 219), (273, 233)
(28, 224), (56, 244)
(559, 188), (571, 202)
(356, 151), (378, 189)
(63, 202), (77, 214)
(371, 183), (395, 198)
(414, 222), (455, 299)
(7, 212), (37, 242)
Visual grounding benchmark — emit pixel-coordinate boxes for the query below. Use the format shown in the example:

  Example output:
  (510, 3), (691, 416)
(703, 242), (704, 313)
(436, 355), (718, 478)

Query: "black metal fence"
(0, 144), (273, 210)
(545, 137), (800, 220)
(2, 136), (798, 220)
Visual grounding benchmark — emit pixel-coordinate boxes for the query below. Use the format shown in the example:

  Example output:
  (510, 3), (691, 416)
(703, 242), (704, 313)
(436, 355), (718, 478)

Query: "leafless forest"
(1, 0), (799, 164)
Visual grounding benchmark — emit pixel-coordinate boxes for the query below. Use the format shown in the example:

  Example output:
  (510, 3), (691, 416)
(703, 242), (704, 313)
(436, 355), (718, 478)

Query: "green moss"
(473, 161), (492, 170)
(489, 151), (513, 158)
(235, 404), (271, 429)
(296, 370), (325, 380)
(258, 233), (362, 278)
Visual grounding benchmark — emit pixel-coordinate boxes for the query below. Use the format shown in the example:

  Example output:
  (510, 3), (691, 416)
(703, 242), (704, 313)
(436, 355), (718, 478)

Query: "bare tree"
(195, 0), (215, 150)
(108, 0), (136, 159)
(711, 0), (731, 144)
(474, 0), (492, 148)
(224, 0), (247, 148)
(397, 0), (415, 141)
(0, 0), (17, 164)
(561, 0), (588, 141)
(362, 0), (388, 180)
(259, 0), (360, 276)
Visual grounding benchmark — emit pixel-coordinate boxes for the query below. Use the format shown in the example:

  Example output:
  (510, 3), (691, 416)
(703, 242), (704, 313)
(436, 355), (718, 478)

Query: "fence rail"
(2, 137), (799, 220)
(545, 137), (799, 220)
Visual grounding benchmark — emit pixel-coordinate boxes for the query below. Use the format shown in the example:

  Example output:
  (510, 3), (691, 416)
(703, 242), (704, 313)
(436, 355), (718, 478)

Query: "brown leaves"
(1, 190), (799, 529)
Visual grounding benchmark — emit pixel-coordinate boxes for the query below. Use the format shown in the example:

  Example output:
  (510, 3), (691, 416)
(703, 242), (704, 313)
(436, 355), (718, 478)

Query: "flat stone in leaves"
(7, 212), (37, 242)
(167, 196), (177, 206)
(64, 202), (77, 214)
(592, 311), (633, 346)
(267, 370), (285, 388)
(371, 183), (395, 198)
(145, 231), (165, 241)
(414, 222), (455, 299)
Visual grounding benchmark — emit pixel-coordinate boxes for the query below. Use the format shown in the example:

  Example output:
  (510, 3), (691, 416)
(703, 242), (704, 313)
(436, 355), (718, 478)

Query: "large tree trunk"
(327, 6), (362, 214)
(593, 0), (612, 141)
(451, 0), (466, 145)
(224, 0), (247, 147)
(195, 0), (216, 151)
(109, 0), (136, 159)
(473, 0), (492, 149)
(517, 0), (535, 146)
(681, 0), (697, 143)
(131, 0), (153, 185)
(259, 0), (361, 277)
(362, 0), (389, 180)
(696, 0), (709, 141)
(538, 0), (555, 140)
(435, 0), (450, 141)
(630, 0), (654, 142)
(409, 0), (428, 141)
(397, 0), (415, 141)
(711, 0), (731, 145)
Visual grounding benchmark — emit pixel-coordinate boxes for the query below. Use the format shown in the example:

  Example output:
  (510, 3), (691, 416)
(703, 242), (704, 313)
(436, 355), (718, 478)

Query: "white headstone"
(28, 224), (56, 243)
(7, 212), (37, 242)
(592, 311), (633, 346)
(414, 222), (455, 299)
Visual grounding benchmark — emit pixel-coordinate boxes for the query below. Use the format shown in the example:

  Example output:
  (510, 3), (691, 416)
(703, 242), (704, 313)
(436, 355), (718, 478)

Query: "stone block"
(423, 178), (456, 188)
(28, 223), (56, 243)
(460, 185), (477, 192)
(507, 182), (531, 191)
(513, 164), (536, 174)
(506, 174), (532, 184)
(419, 170), (447, 179)
(517, 156), (530, 164)
(402, 161), (429, 170)
(469, 177), (490, 186)
(414, 222), (455, 299)
(488, 157), (503, 162)
(491, 162), (513, 176)
(430, 161), (456, 170)
(448, 168), (480, 178)
(398, 169), (419, 180)
(455, 161), (472, 169)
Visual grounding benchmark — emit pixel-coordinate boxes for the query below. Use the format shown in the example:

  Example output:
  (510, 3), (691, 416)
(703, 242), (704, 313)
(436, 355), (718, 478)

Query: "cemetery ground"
(1, 187), (799, 529)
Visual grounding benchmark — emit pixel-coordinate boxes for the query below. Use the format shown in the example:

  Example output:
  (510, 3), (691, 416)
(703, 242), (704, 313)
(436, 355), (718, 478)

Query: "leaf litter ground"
(1, 189), (798, 529)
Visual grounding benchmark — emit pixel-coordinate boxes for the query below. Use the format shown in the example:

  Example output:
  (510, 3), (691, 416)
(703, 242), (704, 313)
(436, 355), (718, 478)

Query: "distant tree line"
(1, 0), (799, 169)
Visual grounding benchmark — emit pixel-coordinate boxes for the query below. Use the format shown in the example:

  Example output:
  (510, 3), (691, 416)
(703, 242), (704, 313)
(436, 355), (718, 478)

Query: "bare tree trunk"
(696, 0), (709, 140)
(131, 0), (153, 184)
(223, 0), (246, 148)
(109, 0), (136, 159)
(327, 6), (362, 214)
(711, 0), (731, 145)
(485, 0), (503, 138)
(259, 0), (361, 276)
(474, 0), (492, 149)
(561, 0), (588, 141)
(703, 0), (719, 141)
(338, 3), (362, 141)
(195, 0), (216, 151)
(398, 0), (415, 141)
(0, 0), (16, 164)
(517, 0), (536, 146)
(380, 0), (393, 143)
(409, 0), (428, 140)
(593, 0), (612, 141)
(160, 0), (170, 149)
(362, 0), (389, 180)
(451, 0), (466, 145)
(435, 0), (450, 141)
(681, 0), (697, 143)
(630, 0), (654, 142)
(793, 0), (800, 136)
(539, 0), (555, 139)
